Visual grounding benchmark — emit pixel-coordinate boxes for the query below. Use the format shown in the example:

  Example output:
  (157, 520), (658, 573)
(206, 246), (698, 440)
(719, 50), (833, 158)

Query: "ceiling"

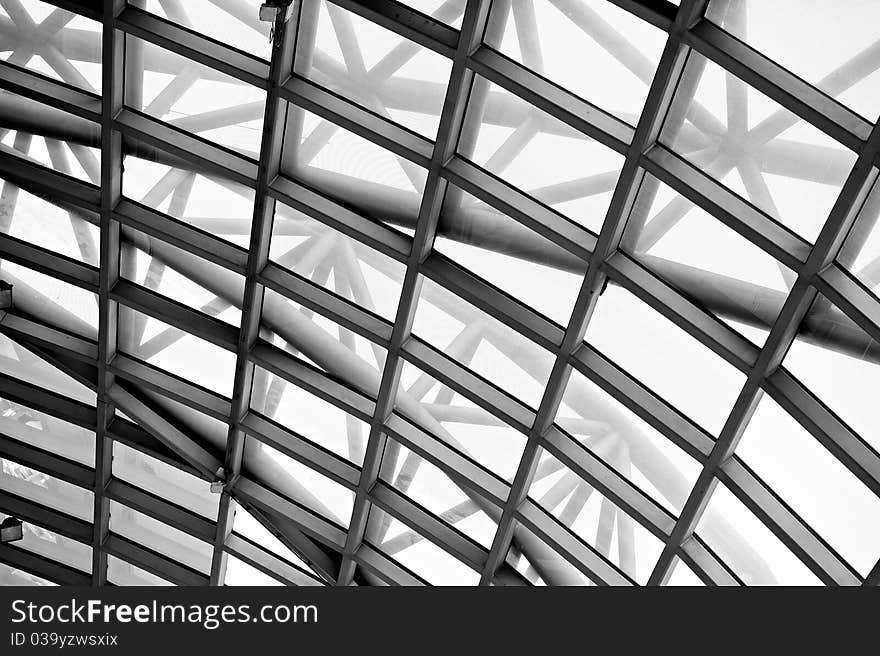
(0, 0), (879, 586)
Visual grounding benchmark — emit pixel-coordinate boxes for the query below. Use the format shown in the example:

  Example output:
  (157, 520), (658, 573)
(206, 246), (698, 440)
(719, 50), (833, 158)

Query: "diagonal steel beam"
(210, 2), (301, 587)
(89, 0), (124, 587)
(479, 0), (712, 585)
(336, 0), (494, 586)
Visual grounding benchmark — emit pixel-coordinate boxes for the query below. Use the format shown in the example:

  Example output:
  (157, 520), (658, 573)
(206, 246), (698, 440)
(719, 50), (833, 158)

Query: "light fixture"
(210, 466), (226, 494)
(259, 0), (295, 23)
(0, 517), (23, 543)
(211, 466), (239, 494)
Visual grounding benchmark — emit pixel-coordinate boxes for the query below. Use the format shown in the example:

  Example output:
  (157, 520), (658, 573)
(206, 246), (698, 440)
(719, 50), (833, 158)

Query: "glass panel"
(484, 0), (666, 122)
(0, 92), (101, 183)
(461, 76), (624, 234)
(434, 185), (583, 325)
(269, 200), (405, 321)
(118, 304), (237, 397)
(112, 441), (219, 521)
(365, 504), (480, 585)
(705, 0), (880, 121)
(0, 332), (96, 406)
(628, 173), (795, 345)
(736, 395), (880, 576)
(263, 287), (387, 377)
(586, 285), (746, 436)
(380, 439), (499, 549)
(555, 368), (701, 516)
(125, 36), (266, 155)
(143, 0), (271, 60)
(397, 360), (526, 482)
(529, 448), (664, 584)
(0, 512), (91, 572)
(297, 0), (452, 138)
(837, 172), (880, 303)
(725, 320), (771, 349)
(231, 505), (318, 577)
(666, 557), (704, 586)
(107, 554), (172, 586)
(660, 51), (857, 243)
(504, 545), (545, 586)
(412, 275), (554, 409)
(0, 458), (93, 521)
(140, 389), (230, 455)
(0, 561), (56, 586)
(783, 294), (880, 453)
(0, 394), (94, 467)
(243, 437), (354, 528)
(109, 500), (212, 574)
(121, 155), (255, 248)
(0, 0), (102, 91)
(0, 263), (99, 338)
(251, 365), (368, 466)
(223, 554), (283, 586)
(503, 523), (593, 586)
(283, 108), (426, 228)
(0, 178), (99, 264)
(697, 481), (820, 585)
(120, 228), (244, 327)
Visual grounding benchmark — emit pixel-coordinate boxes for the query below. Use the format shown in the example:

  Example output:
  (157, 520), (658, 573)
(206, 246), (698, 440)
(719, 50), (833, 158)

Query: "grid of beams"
(0, 0), (878, 587)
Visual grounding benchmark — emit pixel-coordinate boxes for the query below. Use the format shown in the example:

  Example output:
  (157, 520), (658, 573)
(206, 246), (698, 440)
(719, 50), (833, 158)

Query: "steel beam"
(324, 0), (457, 59)
(210, 1), (300, 587)
(0, 542), (91, 586)
(115, 5), (268, 88)
(685, 19), (870, 151)
(104, 534), (208, 586)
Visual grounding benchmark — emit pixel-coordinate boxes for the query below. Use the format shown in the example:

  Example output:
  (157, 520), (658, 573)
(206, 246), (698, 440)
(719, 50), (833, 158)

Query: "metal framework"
(0, 0), (879, 586)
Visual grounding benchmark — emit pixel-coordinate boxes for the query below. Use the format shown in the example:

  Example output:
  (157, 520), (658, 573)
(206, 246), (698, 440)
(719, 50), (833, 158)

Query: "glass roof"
(0, 0), (878, 587)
